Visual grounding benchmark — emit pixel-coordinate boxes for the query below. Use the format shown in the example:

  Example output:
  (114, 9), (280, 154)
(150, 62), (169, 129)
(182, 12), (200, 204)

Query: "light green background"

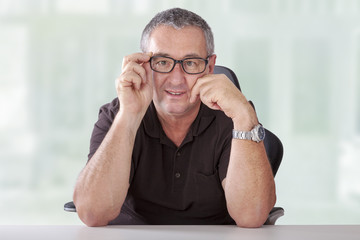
(1, 0), (359, 225)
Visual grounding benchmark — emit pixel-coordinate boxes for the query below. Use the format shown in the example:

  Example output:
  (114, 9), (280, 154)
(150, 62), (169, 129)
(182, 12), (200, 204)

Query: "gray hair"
(140, 8), (214, 56)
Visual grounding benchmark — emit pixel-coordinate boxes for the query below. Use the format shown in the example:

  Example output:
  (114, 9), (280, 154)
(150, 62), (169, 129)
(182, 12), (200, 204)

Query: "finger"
(190, 74), (226, 110)
(195, 82), (216, 105)
(122, 52), (152, 70)
(189, 79), (201, 103)
(142, 62), (153, 88)
(123, 61), (147, 84)
(117, 71), (143, 90)
(190, 75), (210, 103)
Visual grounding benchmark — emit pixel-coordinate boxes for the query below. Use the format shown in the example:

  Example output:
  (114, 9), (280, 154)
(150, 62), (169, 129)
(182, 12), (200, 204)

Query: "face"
(147, 25), (216, 118)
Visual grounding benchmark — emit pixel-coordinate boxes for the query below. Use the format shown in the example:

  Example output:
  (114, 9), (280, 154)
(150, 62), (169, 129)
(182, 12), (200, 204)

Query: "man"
(73, 8), (276, 227)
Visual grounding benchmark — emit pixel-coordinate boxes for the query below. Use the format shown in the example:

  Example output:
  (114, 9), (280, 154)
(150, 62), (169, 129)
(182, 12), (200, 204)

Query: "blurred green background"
(1, 0), (360, 225)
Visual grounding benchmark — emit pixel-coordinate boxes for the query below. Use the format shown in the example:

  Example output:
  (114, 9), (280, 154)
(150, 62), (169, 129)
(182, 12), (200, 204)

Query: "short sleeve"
(87, 98), (119, 161)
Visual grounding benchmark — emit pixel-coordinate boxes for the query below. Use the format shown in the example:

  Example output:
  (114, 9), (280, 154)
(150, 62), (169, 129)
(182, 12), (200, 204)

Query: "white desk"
(1, 225), (359, 240)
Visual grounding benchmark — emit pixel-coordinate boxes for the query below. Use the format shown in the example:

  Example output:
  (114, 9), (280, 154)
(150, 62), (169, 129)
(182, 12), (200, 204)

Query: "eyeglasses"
(150, 56), (209, 75)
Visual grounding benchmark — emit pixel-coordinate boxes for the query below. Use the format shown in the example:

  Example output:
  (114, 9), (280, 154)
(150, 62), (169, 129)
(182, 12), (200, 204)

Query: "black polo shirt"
(88, 98), (235, 225)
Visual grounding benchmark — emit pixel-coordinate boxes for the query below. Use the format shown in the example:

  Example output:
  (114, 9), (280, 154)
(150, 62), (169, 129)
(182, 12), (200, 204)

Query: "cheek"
(152, 74), (167, 96)
(187, 76), (200, 89)
(152, 73), (164, 88)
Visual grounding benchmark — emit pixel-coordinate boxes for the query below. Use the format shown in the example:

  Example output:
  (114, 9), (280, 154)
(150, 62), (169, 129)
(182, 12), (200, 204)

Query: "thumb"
(190, 79), (201, 103)
(143, 61), (153, 89)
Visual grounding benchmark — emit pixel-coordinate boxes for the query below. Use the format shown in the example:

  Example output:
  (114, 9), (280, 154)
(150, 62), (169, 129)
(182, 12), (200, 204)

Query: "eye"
(184, 60), (198, 68)
(151, 57), (172, 69)
(155, 59), (171, 66)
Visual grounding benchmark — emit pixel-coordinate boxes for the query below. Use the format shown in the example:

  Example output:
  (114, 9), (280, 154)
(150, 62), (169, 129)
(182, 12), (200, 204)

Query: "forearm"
(191, 72), (276, 227)
(224, 139), (276, 228)
(73, 113), (141, 226)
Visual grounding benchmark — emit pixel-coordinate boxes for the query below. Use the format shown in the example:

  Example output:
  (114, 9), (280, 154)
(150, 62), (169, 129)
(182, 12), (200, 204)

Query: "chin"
(164, 102), (200, 116)
(165, 106), (189, 115)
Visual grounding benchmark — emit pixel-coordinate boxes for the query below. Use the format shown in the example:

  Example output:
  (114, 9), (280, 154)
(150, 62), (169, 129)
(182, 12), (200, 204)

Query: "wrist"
(232, 117), (259, 131)
(114, 111), (143, 132)
(232, 124), (265, 143)
(231, 102), (259, 131)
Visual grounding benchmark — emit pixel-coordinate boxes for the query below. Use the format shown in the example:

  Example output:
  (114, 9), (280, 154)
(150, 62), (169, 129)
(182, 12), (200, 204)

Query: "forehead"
(147, 25), (207, 58)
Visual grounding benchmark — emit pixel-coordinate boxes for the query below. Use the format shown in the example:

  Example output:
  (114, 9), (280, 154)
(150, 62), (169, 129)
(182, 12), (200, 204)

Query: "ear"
(208, 54), (217, 74)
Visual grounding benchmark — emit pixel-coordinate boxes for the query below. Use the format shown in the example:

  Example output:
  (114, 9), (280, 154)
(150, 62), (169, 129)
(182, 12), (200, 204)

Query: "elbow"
(230, 211), (269, 228)
(73, 195), (120, 227)
(78, 210), (109, 227)
(234, 217), (267, 228)
(230, 195), (277, 228)
(76, 203), (120, 227)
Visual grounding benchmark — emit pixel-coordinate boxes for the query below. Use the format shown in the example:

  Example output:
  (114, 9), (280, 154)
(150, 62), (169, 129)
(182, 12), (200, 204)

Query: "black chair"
(65, 65), (284, 225)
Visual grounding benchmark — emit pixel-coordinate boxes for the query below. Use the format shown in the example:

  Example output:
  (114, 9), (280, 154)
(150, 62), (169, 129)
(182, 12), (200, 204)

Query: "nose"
(168, 62), (186, 84)
(173, 61), (184, 73)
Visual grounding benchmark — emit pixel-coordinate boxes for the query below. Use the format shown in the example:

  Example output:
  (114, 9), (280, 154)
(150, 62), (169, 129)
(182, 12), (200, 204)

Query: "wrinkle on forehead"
(148, 25), (207, 59)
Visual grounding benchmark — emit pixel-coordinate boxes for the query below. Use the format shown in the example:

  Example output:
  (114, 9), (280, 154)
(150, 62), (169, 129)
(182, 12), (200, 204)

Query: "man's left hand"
(190, 74), (258, 130)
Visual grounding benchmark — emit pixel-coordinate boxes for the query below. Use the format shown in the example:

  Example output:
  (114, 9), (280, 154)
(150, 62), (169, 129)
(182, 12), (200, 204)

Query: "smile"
(166, 90), (185, 96)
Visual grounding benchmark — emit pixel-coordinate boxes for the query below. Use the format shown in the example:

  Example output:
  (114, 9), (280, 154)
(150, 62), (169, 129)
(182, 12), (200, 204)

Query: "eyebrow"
(152, 52), (203, 59)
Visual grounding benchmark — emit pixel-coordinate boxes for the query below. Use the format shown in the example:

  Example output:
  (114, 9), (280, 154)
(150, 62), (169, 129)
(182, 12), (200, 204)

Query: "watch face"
(258, 126), (265, 140)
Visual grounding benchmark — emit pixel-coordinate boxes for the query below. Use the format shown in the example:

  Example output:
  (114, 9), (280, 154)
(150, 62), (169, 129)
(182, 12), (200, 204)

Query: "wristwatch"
(232, 124), (265, 143)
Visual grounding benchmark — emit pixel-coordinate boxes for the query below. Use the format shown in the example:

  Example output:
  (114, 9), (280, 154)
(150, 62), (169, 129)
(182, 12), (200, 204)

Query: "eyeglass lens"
(150, 56), (207, 74)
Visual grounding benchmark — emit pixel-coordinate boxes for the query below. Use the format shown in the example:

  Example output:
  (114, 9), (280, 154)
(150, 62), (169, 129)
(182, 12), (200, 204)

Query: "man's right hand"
(115, 52), (153, 119)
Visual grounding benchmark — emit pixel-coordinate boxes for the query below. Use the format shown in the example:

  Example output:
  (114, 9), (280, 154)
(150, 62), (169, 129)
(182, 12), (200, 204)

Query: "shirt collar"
(143, 102), (215, 140)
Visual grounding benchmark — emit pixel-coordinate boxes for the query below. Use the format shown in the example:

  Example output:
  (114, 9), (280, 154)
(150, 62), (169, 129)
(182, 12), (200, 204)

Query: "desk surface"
(1, 225), (359, 240)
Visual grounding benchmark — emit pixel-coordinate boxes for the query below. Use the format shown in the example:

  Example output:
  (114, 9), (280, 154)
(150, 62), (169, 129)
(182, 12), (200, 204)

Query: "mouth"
(166, 90), (186, 96)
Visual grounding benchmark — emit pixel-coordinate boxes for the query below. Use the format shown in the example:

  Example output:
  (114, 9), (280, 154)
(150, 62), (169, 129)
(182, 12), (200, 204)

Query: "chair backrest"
(214, 65), (283, 176)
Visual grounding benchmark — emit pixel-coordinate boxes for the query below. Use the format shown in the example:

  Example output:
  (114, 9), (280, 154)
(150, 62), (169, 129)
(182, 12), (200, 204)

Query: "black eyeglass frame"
(149, 56), (210, 75)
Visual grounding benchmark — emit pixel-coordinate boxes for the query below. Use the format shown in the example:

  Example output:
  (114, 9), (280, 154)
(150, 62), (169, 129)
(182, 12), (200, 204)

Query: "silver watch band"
(232, 129), (252, 140)
(232, 124), (265, 143)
